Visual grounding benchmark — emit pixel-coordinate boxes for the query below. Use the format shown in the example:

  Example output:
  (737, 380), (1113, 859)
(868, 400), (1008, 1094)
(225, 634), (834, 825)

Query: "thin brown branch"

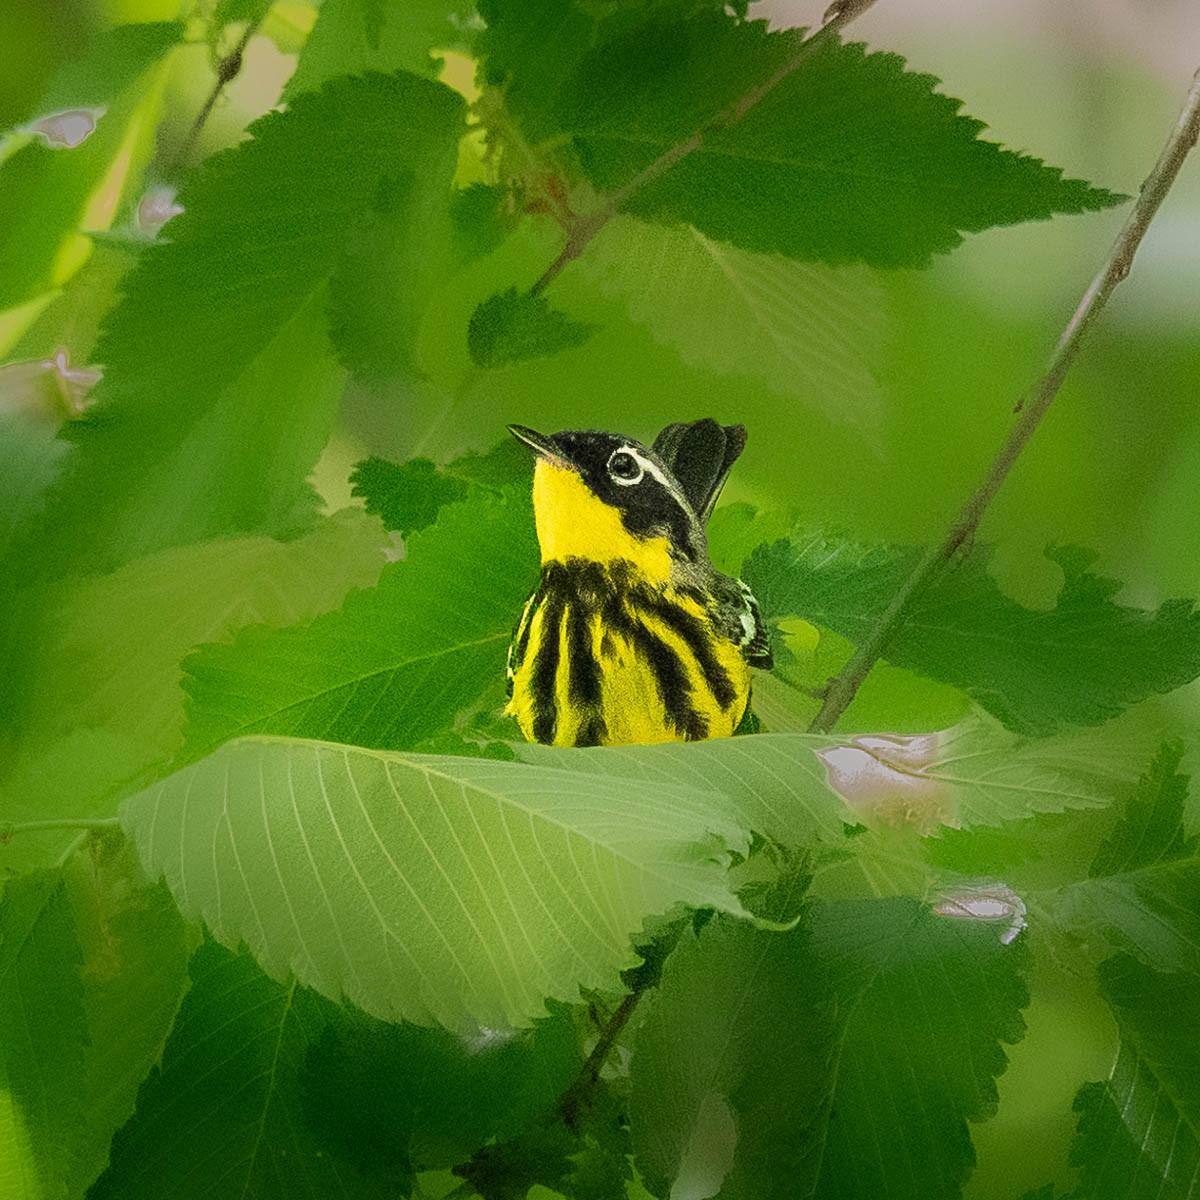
(808, 65), (1200, 734)
(176, 13), (267, 169)
(555, 987), (642, 1131)
(530, 0), (883, 295)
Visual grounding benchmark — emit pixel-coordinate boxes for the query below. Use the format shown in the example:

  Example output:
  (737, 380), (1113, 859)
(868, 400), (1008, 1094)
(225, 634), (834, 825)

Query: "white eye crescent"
(608, 448), (644, 485)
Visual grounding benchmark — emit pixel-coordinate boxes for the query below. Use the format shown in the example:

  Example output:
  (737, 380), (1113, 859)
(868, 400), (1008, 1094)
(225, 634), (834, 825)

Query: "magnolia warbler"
(505, 419), (772, 747)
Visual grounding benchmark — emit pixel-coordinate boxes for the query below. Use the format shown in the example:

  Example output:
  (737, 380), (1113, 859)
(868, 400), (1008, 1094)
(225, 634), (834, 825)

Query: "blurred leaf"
(119, 735), (752, 1029)
(468, 287), (597, 368)
(328, 161), (459, 384)
(0, 871), (88, 1200)
(1068, 954), (1200, 1200)
(62, 837), (195, 1196)
(287, 0), (476, 95)
(581, 217), (886, 431)
(1049, 746), (1200, 976)
(810, 899), (1028, 1200)
(34, 72), (462, 574)
(35, 282), (346, 575)
(0, 412), (70, 561)
(21, 508), (390, 760)
(1088, 740), (1195, 877)
(90, 941), (391, 1200)
(746, 534), (1200, 736)
(302, 1002), (580, 1182)
(0, 23), (181, 312)
(451, 183), (514, 266)
(182, 490), (535, 756)
(630, 914), (837, 1200)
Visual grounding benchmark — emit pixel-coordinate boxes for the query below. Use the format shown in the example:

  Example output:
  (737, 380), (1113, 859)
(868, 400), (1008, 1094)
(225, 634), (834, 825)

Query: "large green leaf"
(90, 941), (391, 1199)
(630, 899), (1029, 1200)
(34, 71), (462, 574)
(182, 489), (535, 756)
(482, 3), (1122, 267)
(1067, 954), (1200, 1200)
(746, 534), (1200, 735)
(0, 871), (88, 1200)
(119, 735), (751, 1030)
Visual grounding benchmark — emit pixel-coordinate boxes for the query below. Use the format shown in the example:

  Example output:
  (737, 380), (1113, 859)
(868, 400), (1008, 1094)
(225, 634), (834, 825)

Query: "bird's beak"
(507, 424), (575, 471)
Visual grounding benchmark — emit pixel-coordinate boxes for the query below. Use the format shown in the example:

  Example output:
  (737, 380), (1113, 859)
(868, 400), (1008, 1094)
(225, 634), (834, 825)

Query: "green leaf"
(0, 871), (88, 1200)
(90, 941), (391, 1200)
(556, 16), (1123, 267)
(1048, 746), (1200, 976)
(286, 0), (475, 96)
(0, 23), (181, 312)
(328, 164), (458, 385)
(630, 914), (838, 1200)
(20, 508), (390, 763)
(516, 715), (1130, 841)
(0, 412), (70, 561)
(1088, 741), (1195, 877)
(61, 837), (195, 1196)
(350, 456), (469, 535)
(810, 899), (1029, 1200)
(580, 217), (886, 431)
(302, 1002), (580, 1185)
(1068, 955), (1200, 1200)
(35, 71), (463, 573)
(468, 287), (597, 368)
(630, 899), (1029, 1200)
(118, 735), (752, 1030)
(36, 282), (346, 575)
(746, 534), (1200, 736)
(182, 489), (535, 756)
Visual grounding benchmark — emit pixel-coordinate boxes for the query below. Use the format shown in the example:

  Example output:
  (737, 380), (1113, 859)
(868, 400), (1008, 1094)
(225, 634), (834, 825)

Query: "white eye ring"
(607, 447), (645, 486)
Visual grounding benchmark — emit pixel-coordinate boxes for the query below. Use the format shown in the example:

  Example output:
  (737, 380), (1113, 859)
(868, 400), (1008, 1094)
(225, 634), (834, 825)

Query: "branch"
(0, 817), (121, 844)
(530, 0), (883, 295)
(808, 65), (1200, 734)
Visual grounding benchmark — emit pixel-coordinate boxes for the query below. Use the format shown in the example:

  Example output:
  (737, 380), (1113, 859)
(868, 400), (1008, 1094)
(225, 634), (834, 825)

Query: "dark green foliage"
(350, 455), (469, 534)
(469, 287), (598, 367)
(747, 535), (1200, 734)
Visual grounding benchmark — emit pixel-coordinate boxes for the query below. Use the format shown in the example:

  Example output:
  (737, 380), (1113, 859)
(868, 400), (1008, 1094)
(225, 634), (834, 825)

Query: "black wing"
(653, 419), (747, 524)
(506, 591), (538, 698)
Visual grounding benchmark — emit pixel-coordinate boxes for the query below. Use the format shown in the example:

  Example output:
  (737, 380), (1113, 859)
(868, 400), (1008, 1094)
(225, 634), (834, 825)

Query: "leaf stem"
(530, 0), (883, 295)
(556, 986), (643, 1131)
(1, 817), (121, 844)
(808, 65), (1200, 734)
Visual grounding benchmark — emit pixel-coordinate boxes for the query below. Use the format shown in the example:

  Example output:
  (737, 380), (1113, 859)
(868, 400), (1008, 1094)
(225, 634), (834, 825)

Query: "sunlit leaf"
(119, 735), (752, 1030)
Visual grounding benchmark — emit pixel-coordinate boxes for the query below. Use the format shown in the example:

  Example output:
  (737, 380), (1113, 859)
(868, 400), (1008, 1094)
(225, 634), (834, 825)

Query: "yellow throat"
(532, 460), (673, 581)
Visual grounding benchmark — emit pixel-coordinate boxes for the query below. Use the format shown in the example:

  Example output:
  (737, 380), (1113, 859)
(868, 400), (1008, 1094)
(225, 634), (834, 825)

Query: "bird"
(505, 418), (772, 747)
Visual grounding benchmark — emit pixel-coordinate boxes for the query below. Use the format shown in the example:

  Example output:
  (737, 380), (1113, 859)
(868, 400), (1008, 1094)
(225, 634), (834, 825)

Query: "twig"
(176, 13), (266, 168)
(1, 817), (121, 844)
(556, 988), (642, 1131)
(808, 65), (1200, 734)
(530, 0), (883, 295)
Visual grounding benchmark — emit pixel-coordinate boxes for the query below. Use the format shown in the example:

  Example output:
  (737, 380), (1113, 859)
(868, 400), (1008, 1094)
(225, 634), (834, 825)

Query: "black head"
(508, 420), (744, 560)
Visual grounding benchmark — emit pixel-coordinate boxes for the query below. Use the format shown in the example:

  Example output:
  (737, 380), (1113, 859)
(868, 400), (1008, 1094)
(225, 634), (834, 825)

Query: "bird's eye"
(607, 449), (644, 484)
